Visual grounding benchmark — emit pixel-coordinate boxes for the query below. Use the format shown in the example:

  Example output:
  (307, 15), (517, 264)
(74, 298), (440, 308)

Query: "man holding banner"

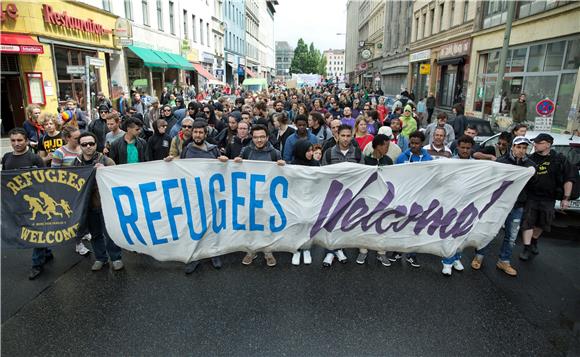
(235, 124), (285, 267)
(167, 120), (229, 274)
(74, 132), (124, 272)
(2, 128), (48, 279)
(471, 136), (536, 276)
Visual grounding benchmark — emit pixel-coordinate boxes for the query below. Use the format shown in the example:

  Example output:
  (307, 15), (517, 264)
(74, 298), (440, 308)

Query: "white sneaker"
(335, 249), (347, 263)
(82, 233), (92, 241)
(292, 252), (301, 266)
(453, 260), (465, 271)
(75, 242), (90, 256)
(442, 263), (453, 276)
(323, 253), (334, 267)
(303, 250), (312, 265)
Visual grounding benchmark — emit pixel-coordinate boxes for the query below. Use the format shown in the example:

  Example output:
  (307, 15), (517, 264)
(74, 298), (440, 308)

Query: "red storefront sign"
(41, 4), (112, 36)
(0, 34), (44, 54)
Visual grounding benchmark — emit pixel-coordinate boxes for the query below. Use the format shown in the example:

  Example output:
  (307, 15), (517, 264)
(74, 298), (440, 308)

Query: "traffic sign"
(536, 98), (555, 116)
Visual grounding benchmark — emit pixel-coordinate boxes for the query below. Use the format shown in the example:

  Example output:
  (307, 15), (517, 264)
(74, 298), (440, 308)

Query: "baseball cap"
(513, 136), (532, 146)
(98, 104), (109, 112)
(532, 133), (554, 144)
(377, 126), (394, 140)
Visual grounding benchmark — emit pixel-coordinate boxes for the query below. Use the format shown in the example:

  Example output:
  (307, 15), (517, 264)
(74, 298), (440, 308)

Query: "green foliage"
(290, 38), (326, 75)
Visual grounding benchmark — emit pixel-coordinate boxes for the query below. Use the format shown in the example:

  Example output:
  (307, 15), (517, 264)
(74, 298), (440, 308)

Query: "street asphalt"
(1, 214), (579, 356)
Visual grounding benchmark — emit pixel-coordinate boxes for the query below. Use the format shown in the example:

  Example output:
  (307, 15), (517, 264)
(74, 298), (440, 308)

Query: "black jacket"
(146, 120), (171, 161)
(88, 118), (109, 152)
(291, 139), (319, 166)
(497, 152), (536, 207)
(225, 136), (252, 159)
(109, 135), (147, 164)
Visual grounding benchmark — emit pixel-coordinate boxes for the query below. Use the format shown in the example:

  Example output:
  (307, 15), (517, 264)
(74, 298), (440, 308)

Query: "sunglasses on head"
(80, 142), (96, 147)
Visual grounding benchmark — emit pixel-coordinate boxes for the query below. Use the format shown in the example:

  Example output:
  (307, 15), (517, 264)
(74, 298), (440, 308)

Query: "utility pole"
(491, 1), (517, 126)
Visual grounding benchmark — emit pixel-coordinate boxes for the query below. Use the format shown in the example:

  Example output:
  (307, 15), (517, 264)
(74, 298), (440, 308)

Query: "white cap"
(378, 126), (393, 140)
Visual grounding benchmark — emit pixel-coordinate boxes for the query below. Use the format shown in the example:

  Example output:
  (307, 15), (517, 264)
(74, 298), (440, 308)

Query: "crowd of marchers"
(2, 83), (577, 280)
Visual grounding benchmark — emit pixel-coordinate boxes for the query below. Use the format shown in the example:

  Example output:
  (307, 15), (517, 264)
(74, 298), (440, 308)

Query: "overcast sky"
(274, 0), (348, 51)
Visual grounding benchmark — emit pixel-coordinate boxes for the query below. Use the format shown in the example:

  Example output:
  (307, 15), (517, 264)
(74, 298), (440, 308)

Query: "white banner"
(96, 160), (534, 263)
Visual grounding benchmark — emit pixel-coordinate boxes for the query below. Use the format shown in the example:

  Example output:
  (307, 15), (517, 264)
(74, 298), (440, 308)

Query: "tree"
(318, 55), (327, 76)
(290, 38), (309, 74)
(290, 39), (327, 75)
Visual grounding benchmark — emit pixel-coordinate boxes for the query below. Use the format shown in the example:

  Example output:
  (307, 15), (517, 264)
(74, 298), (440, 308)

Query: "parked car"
(479, 131), (580, 212)
(448, 116), (495, 143)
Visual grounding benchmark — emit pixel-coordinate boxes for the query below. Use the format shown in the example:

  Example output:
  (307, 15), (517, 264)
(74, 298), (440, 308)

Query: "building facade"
(258, 0), (277, 79)
(1, 0), (118, 132)
(356, 0), (386, 90)
(381, 0), (413, 95)
(344, 0), (358, 84)
(212, 0), (226, 82)
(275, 41), (293, 80)
(244, 0), (260, 78)
(223, 0), (246, 85)
(467, 1), (580, 132)
(409, 0), (476, 108)
(323, 49), (345, 81)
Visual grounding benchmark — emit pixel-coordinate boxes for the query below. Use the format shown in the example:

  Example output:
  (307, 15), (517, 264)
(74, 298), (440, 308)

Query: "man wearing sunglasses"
(165, 117), (195, 161)
(88, 104), (111, 152)
(74, 132), (124, 272)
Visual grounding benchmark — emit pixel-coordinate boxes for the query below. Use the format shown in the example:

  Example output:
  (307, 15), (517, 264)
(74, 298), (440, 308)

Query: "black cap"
(98, 104), (109, 112)
(533, 133), (554, 144)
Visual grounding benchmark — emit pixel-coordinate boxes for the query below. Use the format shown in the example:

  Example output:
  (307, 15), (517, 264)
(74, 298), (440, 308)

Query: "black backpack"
(241, 147), (278, 161)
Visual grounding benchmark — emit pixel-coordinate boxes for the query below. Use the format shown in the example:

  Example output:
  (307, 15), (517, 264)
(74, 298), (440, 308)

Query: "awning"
(192, 62), (217, 81)
(0, 34), (44, 54)
(154, 51), (181, 69)
(128, 45), (167, 68)
(245, 67), (257, 78)
(165, 52), (195, 71)
(437, 57), (465, 66)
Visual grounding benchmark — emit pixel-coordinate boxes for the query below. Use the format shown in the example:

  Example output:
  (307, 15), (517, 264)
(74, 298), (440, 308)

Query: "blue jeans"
(475, 207), (523, 262)
(32, 248), (52, 268)
(442, 252), (461, 265)
(88, 208), (122, 262)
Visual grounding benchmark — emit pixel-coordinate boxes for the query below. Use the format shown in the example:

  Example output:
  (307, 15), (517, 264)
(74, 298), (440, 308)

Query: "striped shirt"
(51, 145), (81, 167)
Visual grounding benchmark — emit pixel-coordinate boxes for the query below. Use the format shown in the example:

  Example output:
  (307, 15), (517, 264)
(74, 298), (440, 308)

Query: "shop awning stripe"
(127, 45), (167, 68)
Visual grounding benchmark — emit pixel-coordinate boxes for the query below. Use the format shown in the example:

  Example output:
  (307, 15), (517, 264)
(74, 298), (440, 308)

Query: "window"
(527, 44), (546, 72)
(169, 1), (175, 34)
(207, 23), (210, 47)
(449, 0), (455, 28)
(142, 0), (149, 26)
(483, 0), (508, 29)
(463, 0), (469, 22)
(545, 41), (565, 71)
(103, 0), (111, 12)
(517, 0), (562, 19)
(430, 8), (435, 35)
(156, 0), (163, 30)
(54, 46), (100, 111)
(192, 15), (197, 42)
(200, 19), (204, 45)
(184, 10), (188, 37)
(124, 0), (133, 20)
(564, 39), (580, 69)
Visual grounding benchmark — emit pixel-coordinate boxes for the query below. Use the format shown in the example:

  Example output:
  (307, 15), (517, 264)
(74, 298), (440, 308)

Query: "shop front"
(409, 49), (432, 100)
(472, 35), (579, 131)
(436, 39), (471, 109)
(1, 1), (118, 132)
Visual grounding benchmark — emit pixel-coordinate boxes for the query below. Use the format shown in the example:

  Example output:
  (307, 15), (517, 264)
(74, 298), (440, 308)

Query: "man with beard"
(177, 120), (229, 274)
(166, 117), (194, 160)
(268, 100), (287, 122)
(235, 124), (285, 267)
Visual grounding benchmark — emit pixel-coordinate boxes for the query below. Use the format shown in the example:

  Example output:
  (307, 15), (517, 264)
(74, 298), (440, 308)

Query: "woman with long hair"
(354, 116), (374, 151)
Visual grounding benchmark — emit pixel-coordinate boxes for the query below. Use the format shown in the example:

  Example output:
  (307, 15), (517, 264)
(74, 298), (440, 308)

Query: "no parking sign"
(535, 98), (555, 131)
(536, 98), (555, 116)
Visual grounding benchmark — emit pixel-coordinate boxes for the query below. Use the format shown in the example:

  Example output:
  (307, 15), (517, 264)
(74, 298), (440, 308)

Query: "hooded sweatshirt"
(240, 141), (282, 162)
(225, 135), (252, 159)
(291, 139), (319, 166)
(399, 105), (417, 138)
(395, 148), (433, 164)
(146, 120), (171, 161)
(181, 141), (220, 159)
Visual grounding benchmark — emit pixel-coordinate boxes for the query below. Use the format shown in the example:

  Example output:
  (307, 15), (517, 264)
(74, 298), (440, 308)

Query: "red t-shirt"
(355, 134), (374, 151)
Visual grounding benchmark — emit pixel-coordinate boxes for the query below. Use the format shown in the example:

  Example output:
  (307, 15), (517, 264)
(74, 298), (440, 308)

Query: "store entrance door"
(1, 75), (25, 135)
